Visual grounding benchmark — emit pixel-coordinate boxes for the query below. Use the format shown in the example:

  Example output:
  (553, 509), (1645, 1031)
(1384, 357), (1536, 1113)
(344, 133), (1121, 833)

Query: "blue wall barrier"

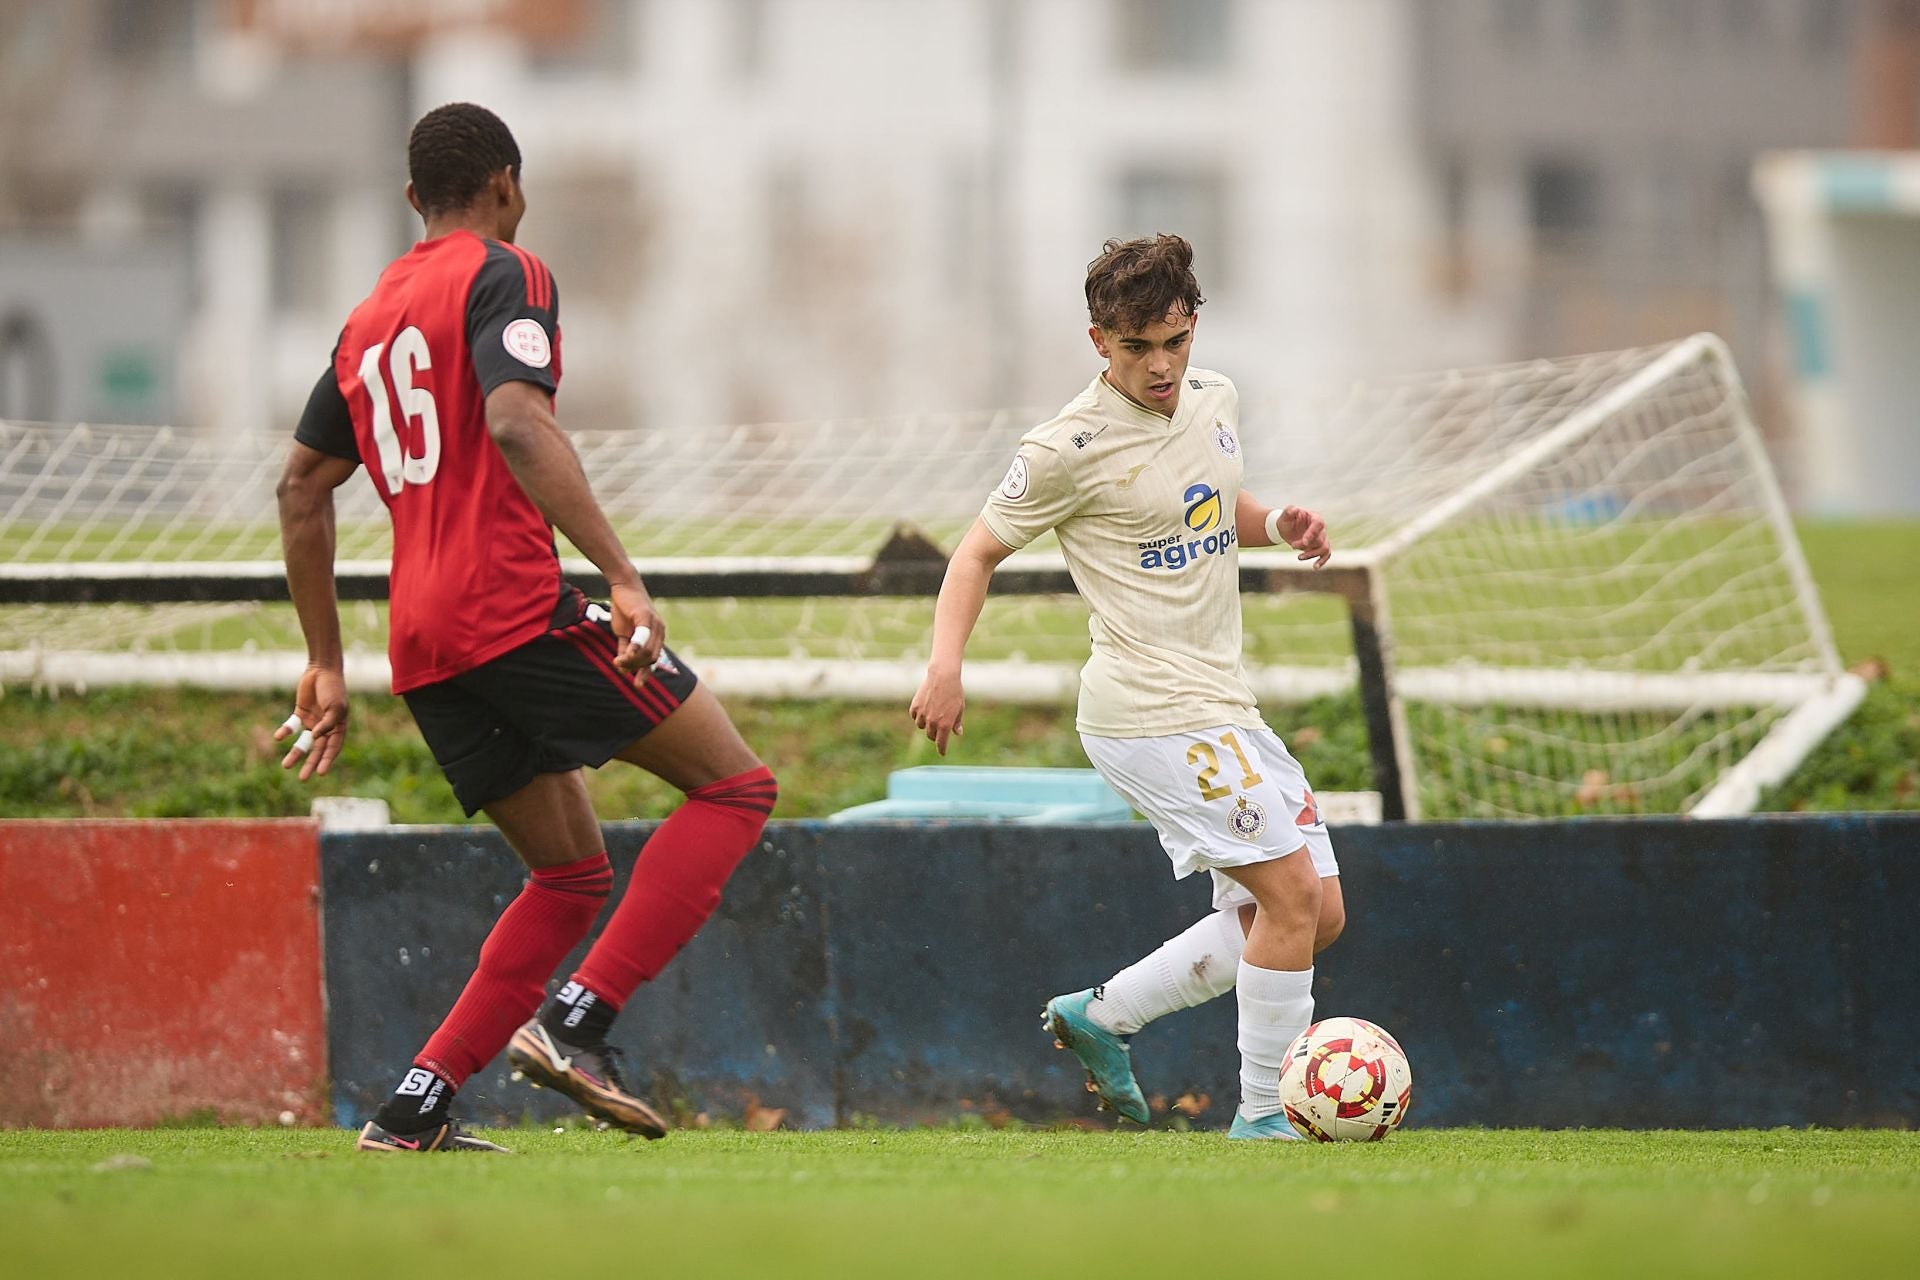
(321, 814), (1920, 1130)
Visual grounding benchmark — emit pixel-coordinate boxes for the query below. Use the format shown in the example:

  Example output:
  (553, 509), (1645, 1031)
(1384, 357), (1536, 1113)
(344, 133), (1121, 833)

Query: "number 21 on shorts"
(1186, 731), (1263, 801)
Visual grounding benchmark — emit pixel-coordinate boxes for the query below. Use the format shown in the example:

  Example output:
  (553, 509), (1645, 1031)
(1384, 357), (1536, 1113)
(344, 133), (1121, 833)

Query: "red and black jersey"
(294, 230), (566, 693)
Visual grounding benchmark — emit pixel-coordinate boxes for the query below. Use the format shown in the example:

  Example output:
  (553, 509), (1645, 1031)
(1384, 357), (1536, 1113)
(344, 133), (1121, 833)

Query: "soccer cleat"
(355, 1118), (511, 1154)
(1041, 989), (1150, 1125)
(506, 1020), (669, 1139)
(1227, 1109), (1305, 1141)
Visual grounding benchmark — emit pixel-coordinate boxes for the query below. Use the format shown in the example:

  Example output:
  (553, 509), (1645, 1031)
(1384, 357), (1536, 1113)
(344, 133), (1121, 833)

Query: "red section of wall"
(0, 820), (326, 1128)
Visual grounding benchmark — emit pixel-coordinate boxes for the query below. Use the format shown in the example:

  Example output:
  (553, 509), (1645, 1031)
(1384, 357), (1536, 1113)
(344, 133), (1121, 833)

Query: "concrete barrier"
(321, 813), (1920, 1130)
(0, 819), (327, 1127)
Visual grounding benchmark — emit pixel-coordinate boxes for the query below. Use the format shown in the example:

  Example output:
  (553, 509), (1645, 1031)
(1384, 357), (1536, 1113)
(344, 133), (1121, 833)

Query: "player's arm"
(483, 380), (663, 673)
(911, 519), (1018, 755)
(275, 363), (361, 780)
(467, 248), (662, 674)
(1236, 490), (1331, 567)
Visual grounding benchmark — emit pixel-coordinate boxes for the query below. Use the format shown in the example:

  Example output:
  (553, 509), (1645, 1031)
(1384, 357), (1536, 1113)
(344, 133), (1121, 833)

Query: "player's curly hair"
(407, 103), (522, 217)
(1084, 234), (1206, 334)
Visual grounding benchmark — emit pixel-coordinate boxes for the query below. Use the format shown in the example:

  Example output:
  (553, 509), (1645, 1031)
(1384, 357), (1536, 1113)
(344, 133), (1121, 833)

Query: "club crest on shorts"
(1229, 795), (1268, 841)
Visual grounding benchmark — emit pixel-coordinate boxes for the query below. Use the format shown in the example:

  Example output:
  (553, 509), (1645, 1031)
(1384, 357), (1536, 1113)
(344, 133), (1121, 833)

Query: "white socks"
(1235, 960), (1314, 1118)
(1087, 909), (1247, 1035)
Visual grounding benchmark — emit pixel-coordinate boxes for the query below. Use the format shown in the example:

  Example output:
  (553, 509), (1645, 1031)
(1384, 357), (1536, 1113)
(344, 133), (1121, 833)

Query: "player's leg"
(1218, 848), (1321, 1139)
(1314, 876), (1346, 953)
(1076, 908), (1248, 1037)
(1035, 733), (1206, 1124)
(360, 688), (614, 1154)
(545, 683), (770, 1005)
(510, 678), (775, 1133)
(1048, 727), (1342, 1092)
(1078, 875), (1341, 1044)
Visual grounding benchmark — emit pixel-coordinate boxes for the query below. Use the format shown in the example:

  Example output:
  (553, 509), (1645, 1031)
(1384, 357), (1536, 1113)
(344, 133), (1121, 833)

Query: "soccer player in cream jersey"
(910, 234), (1341, 1139)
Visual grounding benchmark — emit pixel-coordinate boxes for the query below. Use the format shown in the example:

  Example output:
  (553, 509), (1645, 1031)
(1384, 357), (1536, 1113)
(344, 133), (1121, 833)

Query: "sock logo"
(397, 1067), (448, 1117)
(564, 991), (597, 1028)
(556, 981), (586, 1005)
(396, 1067), (438, 1097)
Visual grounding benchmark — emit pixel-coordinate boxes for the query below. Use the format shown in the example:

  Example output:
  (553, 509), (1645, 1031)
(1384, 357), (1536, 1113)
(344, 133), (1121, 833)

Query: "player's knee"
(1314, 896), (1346, 953)
(730, 762), (777, 819)
(686, 762), (779, 827)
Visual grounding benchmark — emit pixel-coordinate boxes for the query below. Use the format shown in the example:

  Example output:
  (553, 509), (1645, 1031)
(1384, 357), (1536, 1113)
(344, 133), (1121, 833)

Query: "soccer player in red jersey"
(276, 103), (777, 1153)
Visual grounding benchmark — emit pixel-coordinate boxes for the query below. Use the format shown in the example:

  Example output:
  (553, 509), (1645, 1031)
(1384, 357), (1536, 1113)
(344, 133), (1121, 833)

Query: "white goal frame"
(0, 334), (1862, 819)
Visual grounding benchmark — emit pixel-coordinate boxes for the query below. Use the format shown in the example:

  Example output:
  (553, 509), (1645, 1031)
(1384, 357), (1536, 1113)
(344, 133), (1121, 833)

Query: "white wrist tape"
(1264, 508), (1285, 546)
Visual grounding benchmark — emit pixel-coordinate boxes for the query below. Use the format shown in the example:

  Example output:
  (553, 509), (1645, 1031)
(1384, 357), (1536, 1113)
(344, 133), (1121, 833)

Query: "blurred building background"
(1, 0), (1916, 507)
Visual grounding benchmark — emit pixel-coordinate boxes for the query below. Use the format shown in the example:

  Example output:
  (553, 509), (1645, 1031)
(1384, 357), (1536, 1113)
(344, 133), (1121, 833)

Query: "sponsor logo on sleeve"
(999, 454), (1030, 500)
(503, 318), (552, 368)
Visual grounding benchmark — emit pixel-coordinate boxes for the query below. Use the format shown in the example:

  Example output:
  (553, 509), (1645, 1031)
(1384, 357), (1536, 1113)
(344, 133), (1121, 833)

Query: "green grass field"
(2, 1128), (1915, 1279)
(0, 1128), (1912, 1274)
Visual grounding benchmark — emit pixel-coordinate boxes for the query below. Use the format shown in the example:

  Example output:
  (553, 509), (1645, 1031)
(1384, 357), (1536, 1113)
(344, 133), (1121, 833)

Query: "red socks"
(571, 765), (777, 1008)
(414, 851), (613, 1088)
(412, 764), (776, 1087)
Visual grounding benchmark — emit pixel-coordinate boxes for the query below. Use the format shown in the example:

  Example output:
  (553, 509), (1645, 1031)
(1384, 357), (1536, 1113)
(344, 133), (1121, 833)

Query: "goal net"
(0, 334), (1860, 819)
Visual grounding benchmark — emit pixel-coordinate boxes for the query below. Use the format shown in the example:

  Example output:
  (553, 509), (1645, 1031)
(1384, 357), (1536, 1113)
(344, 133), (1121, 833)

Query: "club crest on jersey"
(1229, 796), (1268, 841)
(999, 454), (1030, 500)
(1214, 421), (1239, 458)
(503, 318), (552, 368)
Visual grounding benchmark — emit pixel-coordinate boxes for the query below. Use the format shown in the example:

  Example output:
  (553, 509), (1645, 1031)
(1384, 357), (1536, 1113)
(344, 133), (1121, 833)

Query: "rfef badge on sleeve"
(999, 454), (1030, 500)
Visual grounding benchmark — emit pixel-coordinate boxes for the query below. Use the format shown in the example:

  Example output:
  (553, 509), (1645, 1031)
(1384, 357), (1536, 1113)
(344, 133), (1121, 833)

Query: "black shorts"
(403, 587), (700, 816)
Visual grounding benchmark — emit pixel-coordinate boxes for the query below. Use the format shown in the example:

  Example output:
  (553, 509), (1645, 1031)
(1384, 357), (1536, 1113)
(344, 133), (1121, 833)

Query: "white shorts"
(1081, 723), (1339, 912)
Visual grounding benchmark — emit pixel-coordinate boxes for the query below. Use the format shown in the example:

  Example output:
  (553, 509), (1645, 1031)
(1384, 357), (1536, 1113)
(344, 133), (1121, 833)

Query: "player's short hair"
(1085, 234), (1206, 334)
(408, 103), (522, 217)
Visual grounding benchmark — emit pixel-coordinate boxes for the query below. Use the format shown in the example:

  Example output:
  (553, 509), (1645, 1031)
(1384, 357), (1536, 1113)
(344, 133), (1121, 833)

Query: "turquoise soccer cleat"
(1228, 1109), (1306, 1141)
(1041, 989), (1150, 1125)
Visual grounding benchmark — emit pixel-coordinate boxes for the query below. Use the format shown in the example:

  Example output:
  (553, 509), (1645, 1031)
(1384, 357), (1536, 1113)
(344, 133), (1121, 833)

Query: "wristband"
(1264, 508), (1285, 546)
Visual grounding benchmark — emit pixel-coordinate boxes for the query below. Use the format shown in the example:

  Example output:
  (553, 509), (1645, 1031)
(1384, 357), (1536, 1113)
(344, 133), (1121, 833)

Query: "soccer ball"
(1276, 1016), (1413, 1142)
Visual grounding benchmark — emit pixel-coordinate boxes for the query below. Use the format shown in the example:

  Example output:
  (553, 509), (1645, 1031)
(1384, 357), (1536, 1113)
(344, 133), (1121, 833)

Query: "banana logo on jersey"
(1183, 483), (1222, 533)
(1136, 481), (1237, 570)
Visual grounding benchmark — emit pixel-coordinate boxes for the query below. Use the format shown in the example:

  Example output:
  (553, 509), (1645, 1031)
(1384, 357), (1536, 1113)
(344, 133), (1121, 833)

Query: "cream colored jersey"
(980, 367), (1257, 737)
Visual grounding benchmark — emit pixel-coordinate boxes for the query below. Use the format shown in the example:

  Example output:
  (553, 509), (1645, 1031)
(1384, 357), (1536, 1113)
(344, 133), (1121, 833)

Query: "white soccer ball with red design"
(1276, 1016), (1413, 1142)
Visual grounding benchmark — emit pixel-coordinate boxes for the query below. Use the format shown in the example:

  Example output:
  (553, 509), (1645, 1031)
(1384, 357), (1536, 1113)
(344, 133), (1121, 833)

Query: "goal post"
(0, 334), (1857, 819)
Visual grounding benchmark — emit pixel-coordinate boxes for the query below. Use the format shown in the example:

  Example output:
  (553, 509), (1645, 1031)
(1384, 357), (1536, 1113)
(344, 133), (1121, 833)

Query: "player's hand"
(276, 664), (348, 781)
(1275, 505), (1332, 568)
(610, 581), (665, 677)
(911, 667), (966, 756)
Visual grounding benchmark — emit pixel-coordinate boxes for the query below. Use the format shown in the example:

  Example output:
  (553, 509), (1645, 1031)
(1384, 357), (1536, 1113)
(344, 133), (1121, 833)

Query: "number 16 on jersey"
(358, 325), (441, 495)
